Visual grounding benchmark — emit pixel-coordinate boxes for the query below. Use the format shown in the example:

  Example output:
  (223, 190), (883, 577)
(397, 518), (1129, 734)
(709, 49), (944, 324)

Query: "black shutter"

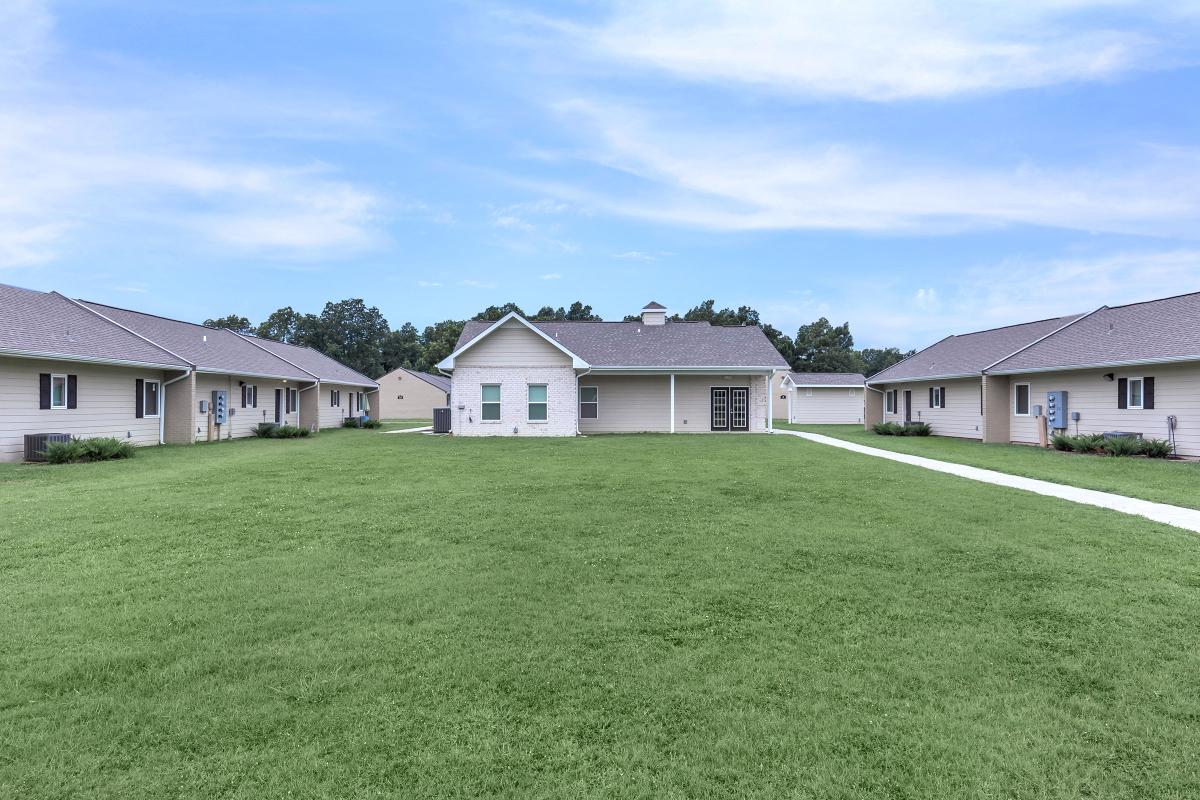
(253, 386), (258, 408)
(135, 378), (144, 418)
(39, 373), (51, 409)
(929, 387), (934, 408)
(1117, 378), (1127, 409)
(941, 387), (947, 409)
(1144, 377), (1155, 410)
(67, 375), (77, 409)
(242, 385), (248, 408)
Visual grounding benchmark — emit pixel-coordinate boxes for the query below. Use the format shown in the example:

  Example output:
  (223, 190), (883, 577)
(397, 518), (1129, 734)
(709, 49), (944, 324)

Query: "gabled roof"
(237, 334), (377, 387)
(441, 313), (591, 369)
(989, 291), (1200, 374)
(869, 315), (1082, 384)
(642, 301), (667, 310)
(80, 301), (313, 380)
(0, 284), (189, 369)
(384, 367), (450, 393)
(782, 372), (865, 387)
(449, 315), (789, 369)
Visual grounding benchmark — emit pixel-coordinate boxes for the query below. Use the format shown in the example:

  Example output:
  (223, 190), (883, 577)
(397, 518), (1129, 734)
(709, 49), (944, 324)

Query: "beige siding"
(981, 374), (1010, 444)
(455, 319), (572, 367)
(192, 374), (304, 441)
(673, 375), (770, 433)
(579, 375), (670, 433)
(788, 386), (864, 424)
(0, 356), (165, 461)
(879, 378), (984, 439)
(318, 383), (366, 430)
(1006, 363), (1200, 456)
(375, 371), (449, 419)
(163, 370), (195, 444)
(772, 372), (791, 419)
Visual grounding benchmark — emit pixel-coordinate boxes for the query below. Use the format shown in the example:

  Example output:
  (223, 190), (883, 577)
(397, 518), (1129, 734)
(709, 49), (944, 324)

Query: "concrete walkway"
(773, 429), (1200, 534)
(384, 426), (432, 434)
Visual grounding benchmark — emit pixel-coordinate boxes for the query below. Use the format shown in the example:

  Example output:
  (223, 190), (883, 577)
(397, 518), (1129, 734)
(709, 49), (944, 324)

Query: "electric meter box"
(211, 390), (229, 425)
(1046, 390), (1068, 430)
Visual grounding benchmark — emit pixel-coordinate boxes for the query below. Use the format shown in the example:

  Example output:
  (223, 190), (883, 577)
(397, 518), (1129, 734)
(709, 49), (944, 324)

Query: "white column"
(766, 372), (773, 431)
(669, 373), (675, 433)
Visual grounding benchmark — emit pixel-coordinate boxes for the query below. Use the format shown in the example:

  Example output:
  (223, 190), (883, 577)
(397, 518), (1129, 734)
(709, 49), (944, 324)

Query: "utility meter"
(211, 390), (228, 425)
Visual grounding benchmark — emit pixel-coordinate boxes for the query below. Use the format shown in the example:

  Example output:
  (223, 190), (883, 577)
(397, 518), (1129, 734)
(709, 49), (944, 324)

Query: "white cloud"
(568, 1), (1196, 101)
(0, 3), (385, 267)
(459, 278), (497, 289)
(540, 101), (1200, 238)
(612, 250), (659, 261)
(417, 280), (443, 288)
(112, 282), (149, 294)
(913, 288), (940, 311)
(540, 272), (562, 280)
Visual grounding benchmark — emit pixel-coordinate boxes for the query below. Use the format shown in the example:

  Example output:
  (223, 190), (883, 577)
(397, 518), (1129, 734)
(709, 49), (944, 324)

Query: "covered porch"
(577, 370), (775, 434)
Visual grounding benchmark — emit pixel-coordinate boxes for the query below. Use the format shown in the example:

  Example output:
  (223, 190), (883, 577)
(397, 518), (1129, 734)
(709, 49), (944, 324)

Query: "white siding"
(318, 383), (364, 430)
(788, 386), (864, 424)
(1006, 363), (1200, 456)
(878, 378), (984, 439)
(455, 320), (572, 367)
(193, 374), (302, 441)
(0, 357), (165, 462)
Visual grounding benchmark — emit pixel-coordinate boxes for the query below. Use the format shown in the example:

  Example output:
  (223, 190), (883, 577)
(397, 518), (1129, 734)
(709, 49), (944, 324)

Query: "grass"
(379, 417), (432, 431)
(780, 422), (1200, 510)
(3, 431), (1200, 798)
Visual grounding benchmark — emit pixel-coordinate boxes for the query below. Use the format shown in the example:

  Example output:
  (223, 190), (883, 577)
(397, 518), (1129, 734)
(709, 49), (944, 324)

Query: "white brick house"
(438, 302), (789, 436)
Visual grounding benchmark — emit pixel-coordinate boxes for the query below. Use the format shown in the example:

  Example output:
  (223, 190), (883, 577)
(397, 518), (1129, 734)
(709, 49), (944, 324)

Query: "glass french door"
(711, 387), (750, 431)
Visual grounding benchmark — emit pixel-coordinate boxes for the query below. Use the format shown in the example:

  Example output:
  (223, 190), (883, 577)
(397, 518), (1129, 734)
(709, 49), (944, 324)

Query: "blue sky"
(2, 1), (1198, 349)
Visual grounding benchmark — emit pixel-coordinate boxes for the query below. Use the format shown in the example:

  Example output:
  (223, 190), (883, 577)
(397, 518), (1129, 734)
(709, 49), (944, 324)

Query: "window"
(331, 389), (341, 407)
(242, 384), (257, 408)
(805, 388), (814, 397)
(528, 384), (547, 421)
(481, 384), (501, 421)
(289, 388), (299, 413)
(885, 389), (897, 414)
(931, 386), (946, 409)
(144, 380), (160, 417)
(580, 386), (598, 419)
(1128, 378), (1144, 409)
(50, 374), (67, 409)
(1014, 383), (1031, 416)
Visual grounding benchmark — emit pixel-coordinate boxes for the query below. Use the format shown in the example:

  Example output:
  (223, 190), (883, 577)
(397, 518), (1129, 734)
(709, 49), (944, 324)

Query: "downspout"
(299, 380), (319, 432)
(575, 367), (592, 436)
(160, 369), (192, 445)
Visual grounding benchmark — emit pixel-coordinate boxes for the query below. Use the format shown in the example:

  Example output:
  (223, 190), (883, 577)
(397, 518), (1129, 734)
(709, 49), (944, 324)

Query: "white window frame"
(932, 386), (943, 409)
(481, 384), (501, 422)
(580, 385), (598, 420)
(1127, 377), (1144, 410)
(885, 389), (896, 414)
(143, 379), (161, 418)
(50, 373), (68, 409)
(805, 388), (813, 397)
(1013, 383), (1031, 417)
(527, 384), (548, 423)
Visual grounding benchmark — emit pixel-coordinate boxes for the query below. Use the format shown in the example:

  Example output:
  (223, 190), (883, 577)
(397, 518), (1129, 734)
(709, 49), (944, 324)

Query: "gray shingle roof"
(869, 315), (1081, 384)
(455, 319), (789, 368)
(990, 292), (1200, 373)
(786, 372), (865, 386)
(238, 334), (377, 387)
(0, 284), (189, 368)
(81, 301), (313, 380)
(642, 301), (667, 310)
(408, 369), (451, 393)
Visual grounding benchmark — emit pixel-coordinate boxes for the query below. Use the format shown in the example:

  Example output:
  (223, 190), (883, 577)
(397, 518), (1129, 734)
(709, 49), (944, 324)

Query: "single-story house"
(437, 302), (789, 436)
(374, 367), (451, 419)
(773, 372), (866, 424)
(0, 283), (377, 461)
(866, 315), (1078, 439)
(866, 290), (1200, 457)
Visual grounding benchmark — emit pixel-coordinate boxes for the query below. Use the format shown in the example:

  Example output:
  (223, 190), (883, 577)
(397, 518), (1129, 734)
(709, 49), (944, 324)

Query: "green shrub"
(45, 436), (134, 464)
(1100, 436), (1143, 457)
(272, 425), (310, 438)
(1141, 439), (1174, 459)
(1070, 433), (1105, 454)
(872, 421), (904, 436)
(363, 419), (383, 429)
(900, 422), (932, 436)
(343, 418), (382, 429)
(252, 422), (278, 438)
(1051, 433), (1074, 451)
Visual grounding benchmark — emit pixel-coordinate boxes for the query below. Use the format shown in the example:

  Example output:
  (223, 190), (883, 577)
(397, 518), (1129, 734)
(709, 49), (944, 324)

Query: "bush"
(900, 422), (932, 436)
(1141, 438), (1174, 459)
(1100, 436), (1143, 457)
(45, 436), (134, 464)
(872, 422), (902, 436)
(342, 418), (383, 429)
(251, 422), (310, 439)
(1051, 432), (1074, 451)
(1069, 433), (1105, 454)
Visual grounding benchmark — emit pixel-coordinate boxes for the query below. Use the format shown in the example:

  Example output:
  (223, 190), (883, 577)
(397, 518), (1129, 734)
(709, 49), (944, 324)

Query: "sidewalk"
(773, 429), (1200, 534)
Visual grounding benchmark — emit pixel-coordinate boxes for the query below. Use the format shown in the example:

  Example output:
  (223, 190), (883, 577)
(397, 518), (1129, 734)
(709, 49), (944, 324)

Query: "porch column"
(766, 372), (773, 431)
(669, 373), (675, 433)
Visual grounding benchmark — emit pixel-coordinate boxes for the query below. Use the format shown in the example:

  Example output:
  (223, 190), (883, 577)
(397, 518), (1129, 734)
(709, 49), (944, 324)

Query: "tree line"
(204, 299), (912, 380)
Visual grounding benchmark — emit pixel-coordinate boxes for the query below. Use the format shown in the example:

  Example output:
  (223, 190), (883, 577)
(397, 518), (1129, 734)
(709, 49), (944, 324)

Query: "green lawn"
(379, 418), (432, 431)
(779, 422), (1200, 510)
(3, 431), (1199, 798)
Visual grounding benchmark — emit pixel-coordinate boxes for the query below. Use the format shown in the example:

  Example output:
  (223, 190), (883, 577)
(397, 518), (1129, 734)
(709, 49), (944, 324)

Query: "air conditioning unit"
(24, 433), (72, 462)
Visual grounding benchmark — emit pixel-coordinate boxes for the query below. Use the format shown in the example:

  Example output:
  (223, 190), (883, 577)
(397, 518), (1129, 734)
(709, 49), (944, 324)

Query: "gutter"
(0, 348), (187, 371)
(160, 369), (192, 445)
(987, 353), (1200, 376)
